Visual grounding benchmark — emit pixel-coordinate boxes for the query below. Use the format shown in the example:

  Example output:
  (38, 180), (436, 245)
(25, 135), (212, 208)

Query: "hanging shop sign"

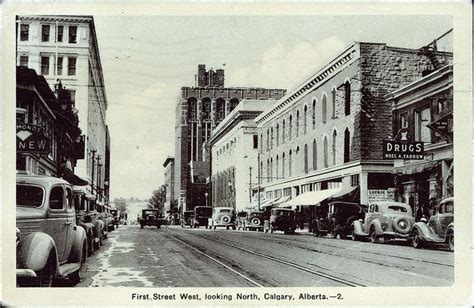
(16, 124), (50, 154)
(383, 140), (425, 160)
(427, 112), (453, 138)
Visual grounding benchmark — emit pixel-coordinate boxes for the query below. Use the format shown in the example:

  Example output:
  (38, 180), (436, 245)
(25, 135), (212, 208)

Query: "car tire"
(351, 227), (358, 241)
(447, 232), (454, 252)
(339, 232), (347, 240)
(36, 253), (55, 287)
(88, 237), (94, 256)
(329, 224), (337, 239)
(411, 228), (423, 249)
(270, 227), (274, 234)
(370, 227), (379, 244)
(313, 224), (320, 237)
(69, 241), (86, 285)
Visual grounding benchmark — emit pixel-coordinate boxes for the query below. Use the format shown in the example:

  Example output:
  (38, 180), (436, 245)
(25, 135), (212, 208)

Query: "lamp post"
(205, 192), (209, 207)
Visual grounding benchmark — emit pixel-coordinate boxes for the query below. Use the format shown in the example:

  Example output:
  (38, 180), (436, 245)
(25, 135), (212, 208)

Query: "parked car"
(139, 208), (163, 228)
(180, 210), (195, 228)
(351, 201), (414, 243)
(244, 211), (264, 231)
(110, 208), (120, 229)
(73, 188), (103, 256)
(236, 211), (248, 230)
(192, 206), (212, 228)
(104, 206), (115, 231)
(210, 207), (236, 230)
(16, 175), (88, 287)
(327, 202), (366, 239)
(312, 203), (330, 237)
(96, 202), (109, 239)
(411, 197), (454, 251)
(266, 208), (296, 234)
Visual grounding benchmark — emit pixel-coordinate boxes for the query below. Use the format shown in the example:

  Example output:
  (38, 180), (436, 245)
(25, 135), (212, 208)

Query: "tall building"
(254, 41), (452, 205)
(16, 15), (110, 201)
(175, 65), (287, 212)
(163, 157), (176, 216)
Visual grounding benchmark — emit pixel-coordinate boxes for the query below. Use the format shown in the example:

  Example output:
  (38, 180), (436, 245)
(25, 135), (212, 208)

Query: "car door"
(46, 185), (68, 263)
(63, 186), (76, 259)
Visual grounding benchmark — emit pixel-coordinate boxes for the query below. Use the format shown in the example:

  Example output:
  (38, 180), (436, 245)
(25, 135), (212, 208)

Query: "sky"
(92, 15), (452, 200)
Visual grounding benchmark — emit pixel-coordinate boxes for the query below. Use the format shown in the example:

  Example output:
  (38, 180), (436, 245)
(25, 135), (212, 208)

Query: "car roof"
(17, 174), (71, 187)
(440, 197), (454, 204)
(370, 201), (410, 207)
(214, 207), (234, 210)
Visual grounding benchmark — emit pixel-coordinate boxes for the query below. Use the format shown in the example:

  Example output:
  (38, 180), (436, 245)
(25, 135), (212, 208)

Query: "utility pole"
(257, 152), (261, 211)
(90, 149), (96, 195)
(97, 155), (102, 202)
(249, 166), (252, 204)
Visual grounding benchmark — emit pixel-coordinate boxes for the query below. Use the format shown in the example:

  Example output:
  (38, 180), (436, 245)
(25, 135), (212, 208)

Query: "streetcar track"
(168, 229), (365, 287)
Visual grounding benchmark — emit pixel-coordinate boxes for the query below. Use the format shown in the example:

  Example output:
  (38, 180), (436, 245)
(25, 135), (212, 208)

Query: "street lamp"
(205, 192), (209, 207)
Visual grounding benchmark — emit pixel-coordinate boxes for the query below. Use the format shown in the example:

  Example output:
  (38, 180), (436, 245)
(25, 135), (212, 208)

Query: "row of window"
(260, 128), (351, 183)
(19, 23), (78, 44)
(262, 81), (351, 152)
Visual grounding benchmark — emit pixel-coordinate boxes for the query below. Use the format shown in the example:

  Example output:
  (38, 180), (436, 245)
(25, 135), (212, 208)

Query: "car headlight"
(16, 227), (21, 245)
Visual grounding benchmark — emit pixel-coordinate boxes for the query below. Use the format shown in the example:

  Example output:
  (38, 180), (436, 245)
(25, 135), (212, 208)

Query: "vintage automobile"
(411, 197), (454, 251)
(351, 201), (414, 243)
(244, 211), (264, 231)
(327, 202), (367, 239)
(312, 203), (330, 237)
(104, 205), (116, 231)
(192, 206), (212, 228)
(211, 207), (236, 230)
(140, 208), (163, 228)
(266, 208), (296, 234)
(110, 208), (120, 229)
(180, 210), (195, 228)
(236, 211), (248, 230)
(96, 202), (109, 239)
(16, 175), (88, 287)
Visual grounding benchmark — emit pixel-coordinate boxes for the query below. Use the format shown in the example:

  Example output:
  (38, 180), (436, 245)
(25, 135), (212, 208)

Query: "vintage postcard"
(2, 0), (472, 306)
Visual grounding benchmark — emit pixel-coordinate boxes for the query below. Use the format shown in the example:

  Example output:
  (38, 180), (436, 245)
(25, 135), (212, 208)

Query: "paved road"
(76, 224), (454, 287)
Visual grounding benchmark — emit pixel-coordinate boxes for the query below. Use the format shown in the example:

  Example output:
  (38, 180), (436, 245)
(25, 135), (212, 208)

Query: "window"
(400, 113), (408, 129)
(332, 130), (337, 165)
(332, 88), (336, 118)
(312, 139), (317, 170)
(351, 174), (359, 187)
(67, 90), (76, 104)
(303, 106), (307, 134)
(289, 115), (293, 141)
(276, 155), (279, 179)
(322, 95), (327, 123)
(296, 110), (300, 138)
(57, 25), (64, 42)
(266, 159), (270, 183)
(20, 24), (29, 41)
(56, 56), (63, 75)
(270, 127), (274, 149)
(66, 188), (73, 210)
(289, 150), (292, 177)
(41, 25), (50, 42)
(304, 144), (308, 174)
(323, 136), (328, 168)
(49, 186), (64, 210)
(253, 135), (258, 149)
(19, 55), (28, 67)
(282, 120), (286, 144)
(276, 123), (279, 147)
(344, 81), (351, 116)
(41, 56), (50, 75)
(270, 158), (273, 181)
(69, 26), (77, 43)
(67, 57), (76, 75)
(260, 133), (263, 150)
(282, 152), (286, 178)
(266, 129), (270, 151)
(415, 107), (431, 143)
(312, 99), (316, 128)
(344, 128), (350, 163)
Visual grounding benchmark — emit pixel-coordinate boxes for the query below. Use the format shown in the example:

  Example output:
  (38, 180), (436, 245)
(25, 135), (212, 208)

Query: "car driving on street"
(192, 206), (212, 228)
(210, 207), (236, 230)
(266, 208), (296, 234)
(140, 209), (163, 229)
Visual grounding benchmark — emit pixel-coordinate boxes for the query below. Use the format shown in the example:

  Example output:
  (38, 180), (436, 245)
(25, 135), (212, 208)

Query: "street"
(77, 224), (454, 288)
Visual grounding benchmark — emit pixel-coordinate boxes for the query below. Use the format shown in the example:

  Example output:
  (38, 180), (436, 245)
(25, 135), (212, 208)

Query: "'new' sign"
(16, 124), (50, 154)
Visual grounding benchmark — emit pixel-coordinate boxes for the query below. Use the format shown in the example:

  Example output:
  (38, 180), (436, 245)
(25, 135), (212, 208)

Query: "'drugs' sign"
(383, 140), (424, 160)
(16, 123), (50, 154)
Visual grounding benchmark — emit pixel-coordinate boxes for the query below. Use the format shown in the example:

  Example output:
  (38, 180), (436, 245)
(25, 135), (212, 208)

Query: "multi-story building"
(16, 15), (110, 200)
(175, 65), (286, 212)
(254, 42), (452, 205)
(210, 100), (274, 211)
(387, 64), (453, 213)
(163, 157), (176, 215)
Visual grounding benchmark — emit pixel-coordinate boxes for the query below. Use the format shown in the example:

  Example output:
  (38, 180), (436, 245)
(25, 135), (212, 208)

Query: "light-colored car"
(16, 175), (88, 287)
(351, 201), (414, 243)
(211, 207), (236, 230)
(411, 197), (454, 251)
(74, 188), (104, 255)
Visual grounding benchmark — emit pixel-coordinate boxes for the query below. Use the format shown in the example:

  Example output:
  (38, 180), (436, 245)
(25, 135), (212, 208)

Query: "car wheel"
(232, 226), (236, 230)
(339, 232), (347, 240)
(270, 227), (274, 234)
(88, 237), (94, 256)
(351, 227), (358, 241)
(69, 241), (86, 285)
(447, 232), (454, 252)
(411, 228), (423, 249)
(36, 253), (55, 287)
(329, 224), (337, 239)
(313, 225), (320, 237)
(370, 227), (379, 244)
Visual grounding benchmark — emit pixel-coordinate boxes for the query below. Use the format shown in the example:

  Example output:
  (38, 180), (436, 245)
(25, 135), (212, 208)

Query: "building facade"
(17, 15), (110, 201)
(210, 100), (273, 211)
(174, 65), (286, 212)
(387, 64), (453, 213)
(163, 157), (176, 215)
(255, 42), (452, 205)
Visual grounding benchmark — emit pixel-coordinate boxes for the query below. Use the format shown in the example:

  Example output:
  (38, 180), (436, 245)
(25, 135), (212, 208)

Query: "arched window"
(276, 155), (279, 179)
(260, 133), (263, 151)
(187, 97), (197, 120)
(216, 97), (225, 121)
(344, 128), (350, 163)
(304, 144), (308, 174)
(322, 95), (327, 124)
(312, 99), (316, 129)
(332, 88), (336, 119)
(276, 123), (280, 147)
(344, 81), (351, 116)
(282, 120), (286, 144)
(303, 105), (307, 134)
(260, 161), (263, 182)
(270, 127), (274, 149)
(266, 159), (270, 183)
(266, 129), (270, 151)
(229, 97), (239, 113)
(323, 136), (328, 168)
(296, 110), (300, 138)
(202, 97), (211, 120)
(289, 150), (292, 177)
(289, 115), (293, 141)
(312, 139), (317, 170)
(332, 130), (337, 165)
(270, 157), (273, 182)
(282, 152), (286, 178)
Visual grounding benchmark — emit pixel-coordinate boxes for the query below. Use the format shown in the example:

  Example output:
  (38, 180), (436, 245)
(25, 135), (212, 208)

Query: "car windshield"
(17, 184), (44, 207)
(250, 212), (262, 217)
(196, 208), (212, 216)
(143, 210), (157, 216)
(218, 209), (232, 213)
(275, 210), (292, 216)
(443, 202), (454, 214)
(334, 204), (360, 213)
(387, 206), (408, 213)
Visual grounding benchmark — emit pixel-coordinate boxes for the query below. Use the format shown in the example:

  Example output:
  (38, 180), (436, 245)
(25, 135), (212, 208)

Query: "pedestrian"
(415, 204), (430, 222)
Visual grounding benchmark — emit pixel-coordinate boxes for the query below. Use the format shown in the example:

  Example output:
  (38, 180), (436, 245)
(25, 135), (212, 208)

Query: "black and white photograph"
(2, 1), (472, 306)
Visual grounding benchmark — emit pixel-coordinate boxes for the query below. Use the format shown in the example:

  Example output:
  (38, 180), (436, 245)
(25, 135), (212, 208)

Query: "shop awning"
(286, 188), (343, 207)
(327, 186), (360, 203)
(274, 196), (291, 207)
(61, 169), (88, 186)
(260, 198), (279, 208)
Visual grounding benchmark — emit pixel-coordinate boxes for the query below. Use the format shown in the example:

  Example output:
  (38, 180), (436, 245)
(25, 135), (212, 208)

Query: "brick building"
(174, 65), (286, 212)
(254, 42), (452, 206)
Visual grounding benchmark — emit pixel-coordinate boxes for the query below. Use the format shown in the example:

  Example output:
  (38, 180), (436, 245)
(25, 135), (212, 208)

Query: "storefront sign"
(383, 140), (424, 160)
(427, 112), (453, 138)
(368, 189), (395, 203)
(16, 124), (50, 154)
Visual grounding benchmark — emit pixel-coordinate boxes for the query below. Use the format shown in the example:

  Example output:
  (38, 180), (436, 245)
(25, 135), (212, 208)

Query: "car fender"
(369, 220), (384, 235)
(351, 220), (365, 235)
(93, 220), (103, 238)
(412, 222), (435, 240)
(68, 226), (87, 263)
(79, 222), (94, 240)
(17, 232), (59, 274)
(445, 223), (454, 237)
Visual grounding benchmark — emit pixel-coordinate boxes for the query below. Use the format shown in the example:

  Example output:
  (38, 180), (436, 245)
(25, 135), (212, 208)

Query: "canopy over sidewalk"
(285, 188), (343, 208)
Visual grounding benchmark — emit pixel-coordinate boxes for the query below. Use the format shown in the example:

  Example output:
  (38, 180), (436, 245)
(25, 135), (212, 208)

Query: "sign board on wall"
(368, 189), (395, 203)
(383, 140), (424, 160)
(16, 124), (50, 154)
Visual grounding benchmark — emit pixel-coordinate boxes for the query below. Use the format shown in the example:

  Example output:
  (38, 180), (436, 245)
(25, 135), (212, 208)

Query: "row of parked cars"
(16, 174), (121, 287)
(180, 198), (454, 252)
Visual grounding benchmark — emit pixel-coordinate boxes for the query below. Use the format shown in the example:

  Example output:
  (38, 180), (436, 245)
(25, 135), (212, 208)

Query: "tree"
(148, 185), (166, 215)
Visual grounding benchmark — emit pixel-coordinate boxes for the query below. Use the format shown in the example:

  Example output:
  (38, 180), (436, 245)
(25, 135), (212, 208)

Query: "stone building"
(175, 65), (286, 212)
(163, 157), (176, 216)
(255, 42), (452, 205)
(16, 15), (110, 201)
(210, 100), (274, 211)
(387, 64), (453, 214)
